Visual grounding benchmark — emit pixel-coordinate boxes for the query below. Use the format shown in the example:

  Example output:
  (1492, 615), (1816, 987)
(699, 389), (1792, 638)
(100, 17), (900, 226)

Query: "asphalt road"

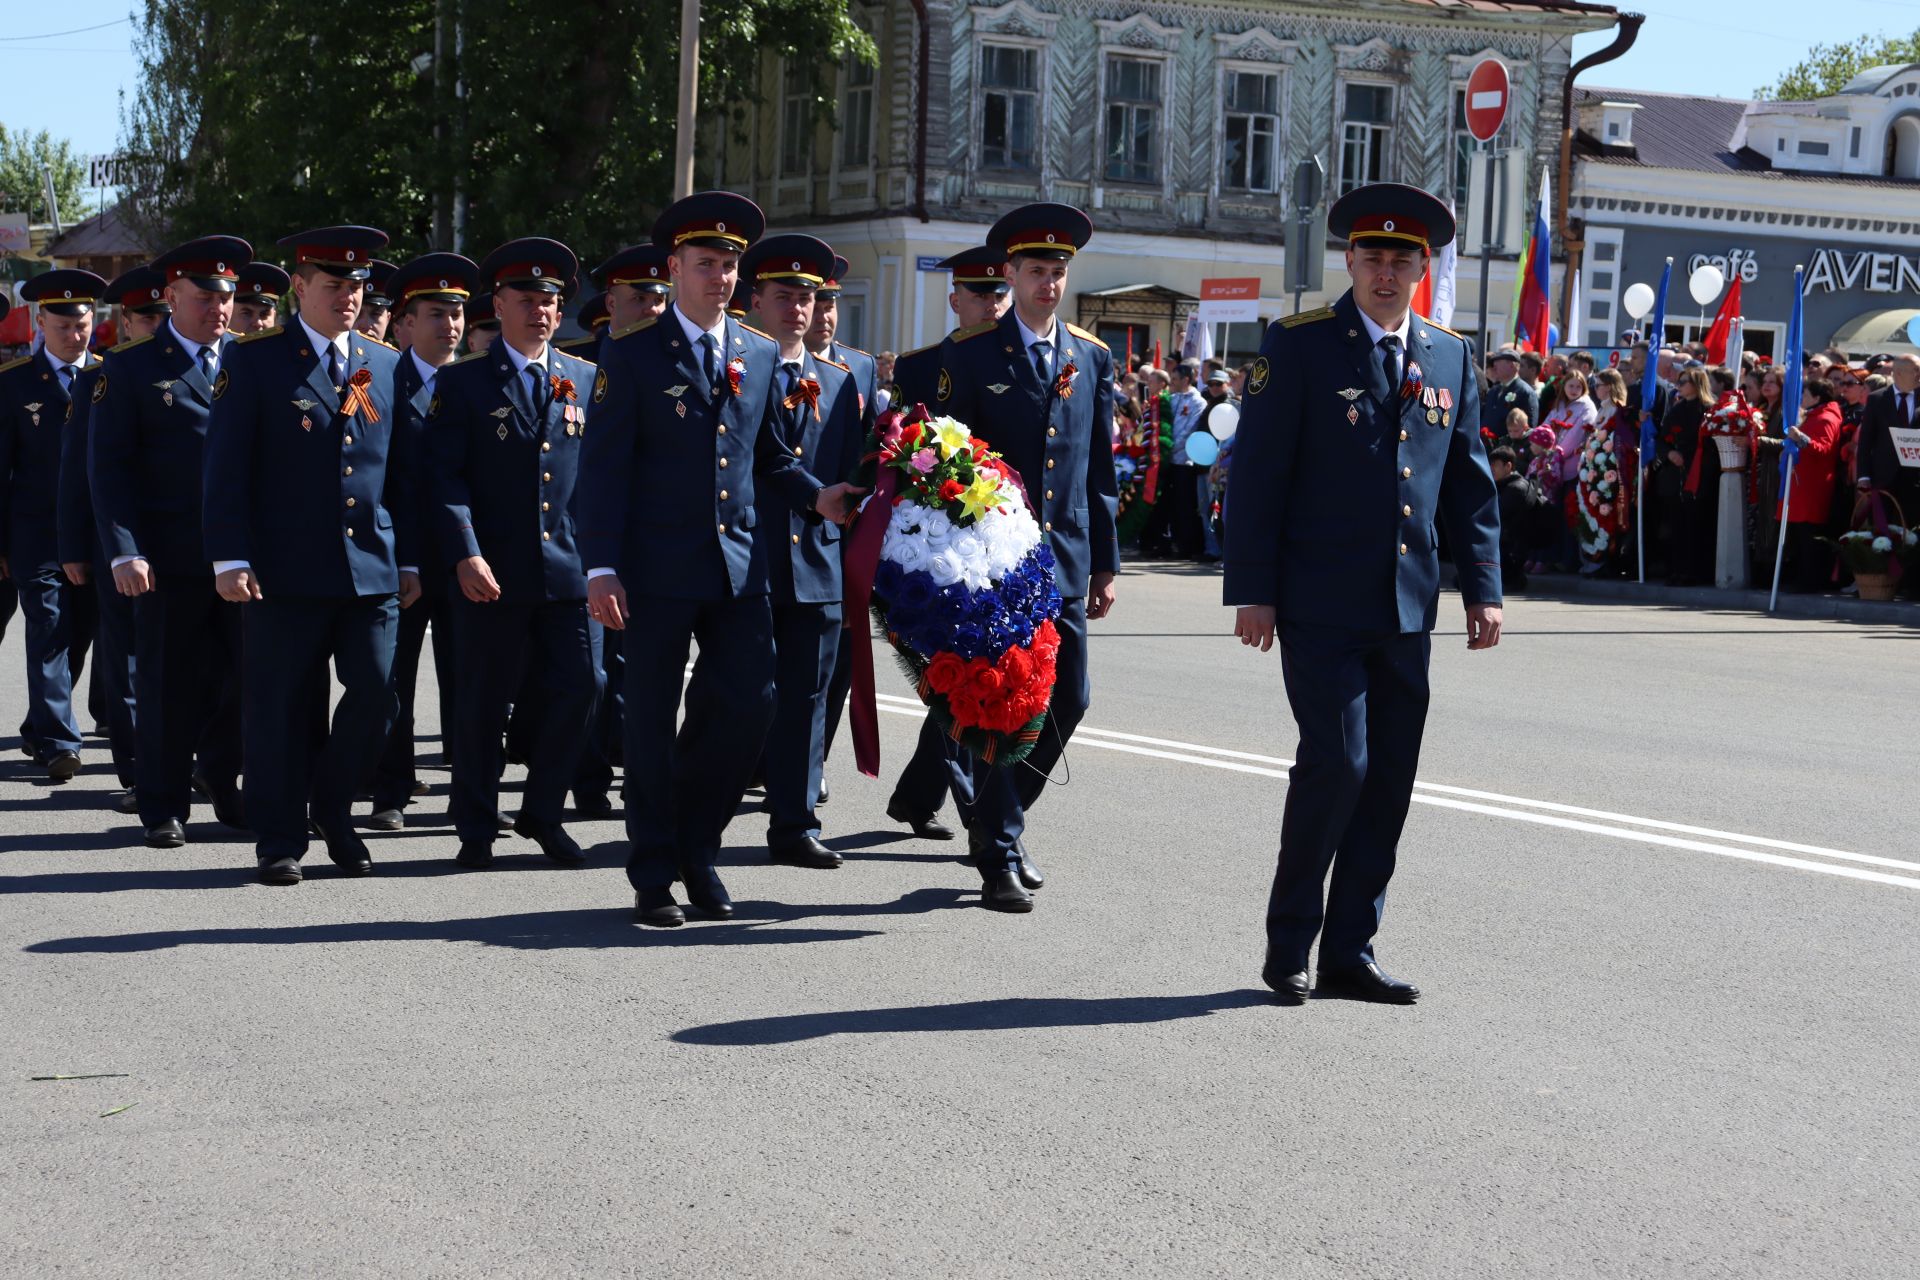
(3, 567), (1916, 1278)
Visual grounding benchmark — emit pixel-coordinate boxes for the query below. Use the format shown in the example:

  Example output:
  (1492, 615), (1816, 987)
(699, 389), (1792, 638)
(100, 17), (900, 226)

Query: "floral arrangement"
(1113, 417), (1161, 543)
(1573, 411), (1630, 561)
(1689, 391), (1765, 504)
(1822, 526), (1918, 575)
(866, 406), (1063, 763)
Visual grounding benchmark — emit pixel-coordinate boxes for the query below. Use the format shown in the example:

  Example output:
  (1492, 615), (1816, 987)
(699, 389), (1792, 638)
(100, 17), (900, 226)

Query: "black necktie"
(326, 344), (342, 390)
(701, 333), (721, 389)
(1901, 392), (1911, 425)
(1031, 340), (1050, 384)
(55, 363), (73, 396)
(528, 362), (549, 417)
(199, 346), (217, 386)
(1378, 335), (1402, 394)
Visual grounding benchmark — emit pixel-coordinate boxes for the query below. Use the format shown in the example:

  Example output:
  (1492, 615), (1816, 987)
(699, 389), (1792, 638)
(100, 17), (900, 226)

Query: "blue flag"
(1639, 258), (1672, 462)
(1780, 266), (1804, 484)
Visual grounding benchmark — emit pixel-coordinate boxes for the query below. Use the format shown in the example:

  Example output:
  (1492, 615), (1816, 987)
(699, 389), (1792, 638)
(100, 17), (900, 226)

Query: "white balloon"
(1688, 263), (1725, 307)
(1621, 282), (1655, 321)
(1207, 403), (1240, 440)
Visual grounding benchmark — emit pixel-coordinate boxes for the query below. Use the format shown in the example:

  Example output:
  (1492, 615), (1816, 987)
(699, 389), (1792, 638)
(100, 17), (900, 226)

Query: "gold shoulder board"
(1279, 307), (1334, 330)
(110, 333), (156, 353)
(0, 355), (32, 373)
(1063, 322), (1108, 350)
(609, 316), (659, 341)
(235, 325), (284, 344)
(951, 321), (998, 343)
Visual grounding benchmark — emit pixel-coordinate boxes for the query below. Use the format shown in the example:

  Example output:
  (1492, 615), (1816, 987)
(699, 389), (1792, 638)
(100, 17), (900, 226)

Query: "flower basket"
(1820, 491), (1916, 595)
(862, 406), (1064, 766)
(1710, 433), (1749, 470)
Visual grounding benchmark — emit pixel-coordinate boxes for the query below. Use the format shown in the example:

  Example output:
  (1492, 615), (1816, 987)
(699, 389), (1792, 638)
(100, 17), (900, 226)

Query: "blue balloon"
(1547, 323), (1561, 348)
(1185, 432), (1220, 466)
(1905, 314), (1920, 347)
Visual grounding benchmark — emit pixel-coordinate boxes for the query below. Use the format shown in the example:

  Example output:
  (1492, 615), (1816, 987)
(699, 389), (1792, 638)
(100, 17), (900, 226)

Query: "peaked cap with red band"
(1328, 182), (1456, 253)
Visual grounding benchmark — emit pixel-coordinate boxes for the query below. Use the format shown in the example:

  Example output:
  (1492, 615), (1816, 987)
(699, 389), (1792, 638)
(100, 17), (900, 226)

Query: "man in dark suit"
(879, 246), (1013, 843)
(60, 269), (171, 810)
(1856, 353), (1920, 544)
(365, 252), (475, 830)
(934, 203), (1121, 912)
(740, 234), (864, 869)
(1480, 346), (1539, 433)
(1, 270), (106, 781)
(203, 226), (414, 885)
(92, 237), (251, 847)
(1224, 183), (1503, 1006)
(577, 190), (865, 927)
(428, 239), (599, 868)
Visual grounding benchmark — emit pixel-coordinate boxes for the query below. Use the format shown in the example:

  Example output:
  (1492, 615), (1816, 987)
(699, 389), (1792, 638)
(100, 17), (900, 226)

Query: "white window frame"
(1100, 51), (1169, 187)
(1336, 77), (1397, 196)
(777, 58), (813, 178)
(835, 20), (877, 173)
(1219, 62), (1286, 195)
(975, 38), (1046, 174)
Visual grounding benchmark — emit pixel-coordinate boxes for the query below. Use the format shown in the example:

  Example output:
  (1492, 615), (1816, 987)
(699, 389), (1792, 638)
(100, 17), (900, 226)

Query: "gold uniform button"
(1399, 430), (1409, 442)
(1045, 489), (1054, 500)
(794, 445), (803, 457)
(717, 424), (727, 434)
(541, 442), (552, 452)
(541, 501), (551, 512)
(1046, 458), (1055, 469)
(345, 497), (356, 508)
(718, 458), (729, 469)
(1399, 543), (1408, 555)
(718, 523), (728, 533)
(719, 489), (729, 501)
(1402, 504), (1413, 517)
(1401, 466), (1413, 478)
(542, 531), (551, 541)
(343, 466), (353, 476)
(1043, 521), (1053, 532)
(344, 527), (352, 537)
(343, 436), (353, 446)
(790, 534), (801, 545)
(1047, 427), (1057, 437)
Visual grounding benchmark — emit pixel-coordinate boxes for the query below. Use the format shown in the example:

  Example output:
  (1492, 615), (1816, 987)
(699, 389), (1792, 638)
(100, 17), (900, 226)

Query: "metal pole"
(1476, 143), (1495, 353)
(1636, 466), (1645, 584)
(673, 0), (701, 199)
(1291, 214), (1308, 315)
(1768, 461), (1794, 611)
(41, 166), (62, 237)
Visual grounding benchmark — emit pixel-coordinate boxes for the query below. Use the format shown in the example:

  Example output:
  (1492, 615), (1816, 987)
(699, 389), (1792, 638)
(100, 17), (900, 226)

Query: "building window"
(1797, 139), (1830, 156)
(1104, 55), (1163, 184)
(1221, 70), (1281, 193)
(779, 61), (811, 176)
(1776, 136), (1785, 152)
(840, 49), (875, 169)
(980, 44), (1040, 171)
(1851, 126), (1862, 158)
(1341, 83), (1395, 195)
(839, 291), (868, 350)
(1451, 84), (1514, 209)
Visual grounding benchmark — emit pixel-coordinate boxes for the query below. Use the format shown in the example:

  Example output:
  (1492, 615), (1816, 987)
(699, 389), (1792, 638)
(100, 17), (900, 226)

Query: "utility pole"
(674, 0), (701, 199)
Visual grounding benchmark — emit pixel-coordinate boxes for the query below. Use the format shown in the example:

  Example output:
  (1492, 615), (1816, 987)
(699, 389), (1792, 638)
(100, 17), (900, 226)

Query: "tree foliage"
(118, 0), (875, 264)
(0, 126), (88, 226)
(1757, 29), (1920, 101)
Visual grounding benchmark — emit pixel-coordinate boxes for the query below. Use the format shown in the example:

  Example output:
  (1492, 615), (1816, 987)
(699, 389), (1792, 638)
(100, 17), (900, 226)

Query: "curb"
(1514, 574), (1920, 627)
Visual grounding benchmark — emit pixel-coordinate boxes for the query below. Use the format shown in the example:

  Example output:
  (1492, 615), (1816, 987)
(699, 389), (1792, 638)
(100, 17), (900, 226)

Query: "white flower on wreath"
(1872, 536), (1893, 553)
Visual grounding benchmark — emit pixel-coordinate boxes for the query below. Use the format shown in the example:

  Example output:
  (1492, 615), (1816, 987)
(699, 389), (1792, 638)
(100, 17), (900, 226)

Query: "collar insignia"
(1336, 388), (1364, 401)
(664, 385), (689, 398)
(292, 397), (318, 411)
(491, 406), (512, 419)
(987, 383), (1011, 395)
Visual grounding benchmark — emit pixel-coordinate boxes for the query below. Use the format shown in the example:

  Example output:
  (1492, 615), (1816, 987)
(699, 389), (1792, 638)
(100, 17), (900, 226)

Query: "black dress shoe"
(980, 869), (1034, 913)
(366, 807), (404, 831)
(885, 800), (955, 841)
(144, 819), (186, 849)
(190, 767), (211, 798)
(635, 888), (686, 928)
(495, 809), (515, 831)
(1014, 839), (1044, 891)
(410, 779), (430, 797)
(110, 789), (141, 815)
(816, 778), (830, 806)
(1317, 963), (1420, 1005)
(573, 790), (615, 819)
(311, 815), (373, 876)
(455, 840), (495, 868)
(513, 816), (586, 863)
(1261, 949), (1310, 1004)
(257, 856), (302, 886)
(208, 784), (248, 831)
(683, 868), (735, 920)
(769, 835), (842, 869)
(46, 750), (81, 783)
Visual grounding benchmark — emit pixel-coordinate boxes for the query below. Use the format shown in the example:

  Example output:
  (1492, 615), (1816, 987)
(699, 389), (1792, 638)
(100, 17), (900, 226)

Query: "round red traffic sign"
(1465, 58), (1510, 143)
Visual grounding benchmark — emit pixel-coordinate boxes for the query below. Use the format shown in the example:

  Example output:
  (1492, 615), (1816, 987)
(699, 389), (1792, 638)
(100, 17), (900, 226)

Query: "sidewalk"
(1514, 572), (1920, 627)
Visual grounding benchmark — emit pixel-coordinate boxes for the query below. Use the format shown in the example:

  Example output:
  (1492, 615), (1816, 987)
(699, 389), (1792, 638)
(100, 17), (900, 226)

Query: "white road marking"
(868, 692), (1920, 891)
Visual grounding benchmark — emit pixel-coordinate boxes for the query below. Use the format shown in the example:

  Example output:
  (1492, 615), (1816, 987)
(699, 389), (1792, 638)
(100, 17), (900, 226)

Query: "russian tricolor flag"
(1511, 169), (1552, 354)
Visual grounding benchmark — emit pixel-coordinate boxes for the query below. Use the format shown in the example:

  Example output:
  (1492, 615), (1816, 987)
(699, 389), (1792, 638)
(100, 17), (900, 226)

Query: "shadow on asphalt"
(672, 988), (1275, 1045)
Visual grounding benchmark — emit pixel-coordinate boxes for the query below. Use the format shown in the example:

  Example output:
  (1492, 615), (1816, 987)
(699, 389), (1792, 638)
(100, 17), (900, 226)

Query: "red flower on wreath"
(939, 478), (966, 503)
(937, 619), (1062, 734)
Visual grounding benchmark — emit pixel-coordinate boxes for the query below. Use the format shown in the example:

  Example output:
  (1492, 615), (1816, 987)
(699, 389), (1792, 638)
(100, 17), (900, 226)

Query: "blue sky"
(3, 1), (1917, 165)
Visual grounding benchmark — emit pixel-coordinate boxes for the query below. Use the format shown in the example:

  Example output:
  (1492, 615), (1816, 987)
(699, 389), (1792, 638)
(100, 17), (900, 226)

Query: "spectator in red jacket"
(1779, 377), (1844, 591)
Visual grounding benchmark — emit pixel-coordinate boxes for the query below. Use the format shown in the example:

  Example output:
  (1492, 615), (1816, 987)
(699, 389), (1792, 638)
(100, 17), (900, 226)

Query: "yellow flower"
(958, 472), (1004, 522)
(930, 418), (973, 460)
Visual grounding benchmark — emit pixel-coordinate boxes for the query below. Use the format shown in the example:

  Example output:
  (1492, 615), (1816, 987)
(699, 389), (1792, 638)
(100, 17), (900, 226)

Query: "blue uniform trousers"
(242, 594), (399, 860)
(17, 566), (86, 758)
(569, 619), (617, 799)
(621, 592), (776, 892)
(91, 564), (138, 788)
(1267, 623), (1432, 972)
(133, 577), (242, 827)
(371, 575), (455, 812)
(766, 600), (841, 845)
(888, 711), (977, 826)
(821, 622), (853, 758)
(967, 597), (1089, 869)
(447, 593), (596, 843)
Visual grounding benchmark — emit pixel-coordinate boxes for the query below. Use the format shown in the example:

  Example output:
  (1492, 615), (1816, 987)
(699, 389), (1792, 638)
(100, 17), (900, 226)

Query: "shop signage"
(1686, 248), (1760, 284)
(1802, 247), (1920, 296)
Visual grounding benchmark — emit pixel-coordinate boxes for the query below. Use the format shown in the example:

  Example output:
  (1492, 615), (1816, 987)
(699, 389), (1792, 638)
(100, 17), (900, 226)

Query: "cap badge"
(216, 262), (226, 272)
(792, 261), (801, 270)
(1384, 220), (1396, 231)
(346, 250), (356, 261)
(717, 221), (727, 232)
(439, 278), (449, 288)
(532, 266), (543, 277)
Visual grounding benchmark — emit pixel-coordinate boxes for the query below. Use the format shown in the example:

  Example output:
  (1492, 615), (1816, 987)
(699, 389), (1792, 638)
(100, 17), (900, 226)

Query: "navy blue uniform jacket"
(428, 344), (595, 603)
(91, 330), (226, 577)
(1222, 291), (1502, 633)
(575, 312), (825, 601)
(935, 313), (1120, 598)
(760, 352), (863, 606)
(0, 348), (95, 572)
(202, 324), (408, 596)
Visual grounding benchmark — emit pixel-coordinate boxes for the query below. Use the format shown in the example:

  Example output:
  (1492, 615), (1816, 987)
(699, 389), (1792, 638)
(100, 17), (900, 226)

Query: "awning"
(1830, 307), (1920, 356)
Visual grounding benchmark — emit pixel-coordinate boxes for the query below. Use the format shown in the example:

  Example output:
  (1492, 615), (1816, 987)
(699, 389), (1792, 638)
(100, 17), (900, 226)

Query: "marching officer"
(593, 244), (672, 343)
(203, 225), (413, 885)
(935, 203), (1120, 912)
(92, 237), (251, 845)
(60, 268), (171, 811)
(465, 292), (500, 356)
(1, 268), (107, 781)
(366, 251), (476, 829)
(0, 296), (12, 657)
(232, 263), (289, 335)
(356, 259), (397, 343)
(877, 246), (1014, 843)
(741, 233), (863, 869)
(577, 190), (864, 927)
(429, 238), (600, 868)
(1224, 182), (1503, 1005)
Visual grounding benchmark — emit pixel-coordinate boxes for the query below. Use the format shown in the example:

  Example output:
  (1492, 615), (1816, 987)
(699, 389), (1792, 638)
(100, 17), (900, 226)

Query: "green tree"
(0, 126), (88, 225)
(1757, 29), (1920, 100)
(118, 0), (874, 263)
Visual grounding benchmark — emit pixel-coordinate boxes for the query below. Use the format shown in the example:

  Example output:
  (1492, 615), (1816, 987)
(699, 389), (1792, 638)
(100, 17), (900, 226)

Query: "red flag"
(1702, 276), (1743, 365)
(1411, 272), (1432, 319)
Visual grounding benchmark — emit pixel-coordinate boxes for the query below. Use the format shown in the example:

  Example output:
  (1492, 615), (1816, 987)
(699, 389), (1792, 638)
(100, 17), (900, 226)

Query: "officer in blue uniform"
(1, 269), (107, 781)
(204, 225), (413, 885)
(366, 252), (476, 830)
(93, 236), (251, 845)
(465, 292), (500, 357)
(935, 203), (1120, 912)
(0, 295), (12, 656)
(231, 263), (289, 336)
(879, 246), (1013, 841)
(593, 244), (672, 345)
(429, 238), (600, 868)
(60, 268), (171, 810)
(1224, 182), (1504, 1005)
(556, 291), (609, 359)
(578, 190), (865, 927)
(356, 259), (397, 345)
(739, 233), (864, 868)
